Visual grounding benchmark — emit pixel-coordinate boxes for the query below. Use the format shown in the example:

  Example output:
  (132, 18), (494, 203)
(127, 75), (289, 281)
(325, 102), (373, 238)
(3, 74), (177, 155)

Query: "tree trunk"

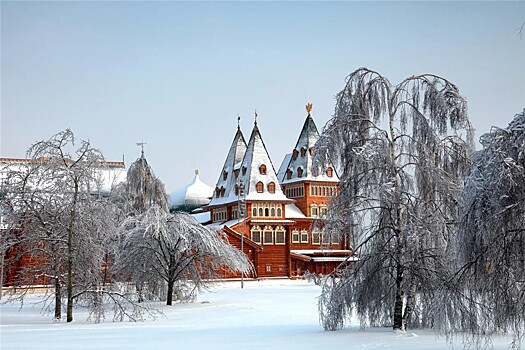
(66, 181), (79, 323)
(403, 281), (417, 329)
(54, 277), (62, 320)
(166, 279), (174, 306)
(393, 260), (405, 330)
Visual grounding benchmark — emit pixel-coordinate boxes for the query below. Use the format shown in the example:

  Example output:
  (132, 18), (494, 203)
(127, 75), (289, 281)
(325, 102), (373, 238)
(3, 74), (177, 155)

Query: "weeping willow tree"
(435, 109), (525, 348)
(124, 150), (169, 215)
(117, 153), (251, 305)
(313, 68), (474, 331)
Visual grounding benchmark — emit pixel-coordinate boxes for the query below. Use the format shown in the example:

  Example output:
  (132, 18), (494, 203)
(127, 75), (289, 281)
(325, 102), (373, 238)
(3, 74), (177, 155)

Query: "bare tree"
(435, 109), (525, 348)
(313, 68), (473, 331)
(1, 129), (123, 322)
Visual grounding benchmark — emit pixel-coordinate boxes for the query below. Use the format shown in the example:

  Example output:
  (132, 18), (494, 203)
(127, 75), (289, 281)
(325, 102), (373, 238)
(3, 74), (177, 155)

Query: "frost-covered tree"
(1, 129), (119, 322)
(118, 207), (251, 305)
(313, 68), (473, 331)
(436, 109), (525, 347)
(117, 155), (251, 305)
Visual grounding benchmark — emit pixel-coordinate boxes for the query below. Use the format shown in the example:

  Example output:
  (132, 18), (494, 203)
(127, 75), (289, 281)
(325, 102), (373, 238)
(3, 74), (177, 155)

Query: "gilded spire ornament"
(306, 103), (313, 116)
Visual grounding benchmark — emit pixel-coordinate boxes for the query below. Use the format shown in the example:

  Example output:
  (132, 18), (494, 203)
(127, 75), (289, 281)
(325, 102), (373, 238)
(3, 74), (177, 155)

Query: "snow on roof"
(170, 171), (214, 207)
(209, 121), (291, 207)
(279, 112), (339, 185)
(192, 211), (211, 224)
(208, 127), (247, 207)
(285, 204), (306, 218)
(238, 122), (290, 201)
(0, 157), (126, 193)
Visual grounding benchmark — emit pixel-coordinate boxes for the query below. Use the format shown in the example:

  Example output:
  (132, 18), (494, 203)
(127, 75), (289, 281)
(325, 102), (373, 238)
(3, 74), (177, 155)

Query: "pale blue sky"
(2, 1), (524, 193)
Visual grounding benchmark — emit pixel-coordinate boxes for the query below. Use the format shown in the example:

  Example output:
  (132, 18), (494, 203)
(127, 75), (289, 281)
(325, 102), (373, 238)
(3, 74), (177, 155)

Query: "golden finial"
(306, 103), (313, 116)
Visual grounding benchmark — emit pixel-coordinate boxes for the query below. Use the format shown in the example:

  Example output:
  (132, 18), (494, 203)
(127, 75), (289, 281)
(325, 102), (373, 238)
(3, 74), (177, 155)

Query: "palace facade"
(203, 106), (353, 278)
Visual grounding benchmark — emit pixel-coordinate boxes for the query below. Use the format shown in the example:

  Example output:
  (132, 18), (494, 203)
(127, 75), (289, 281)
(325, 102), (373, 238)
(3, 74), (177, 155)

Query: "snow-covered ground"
(0, 279), (514, 350)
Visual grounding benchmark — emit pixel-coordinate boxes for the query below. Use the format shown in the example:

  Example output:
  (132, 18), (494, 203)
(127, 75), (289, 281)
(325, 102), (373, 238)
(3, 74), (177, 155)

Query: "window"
(242, 166), (247, 176)
(267, 182), (275, 194)
(327, 167), (333, 178)
(223, 171), (228, 181)
(234, 184), (239, 196)
(252, 207), (257, 217)
(251, 226), (262, 244)
(286, 169), (293, 180)
(270, 208), (275, 217)
(234, 169), (240, 178)
(259, 164), (267, 175)
(285, 185), (304, 198)
(291, 229), (300, 243)
(256, 181), (264, 193)
(263, 229), (273, 245)
(310, 204), (318, 217)
(220, 187), (225, 197)
(266, 265), (272, 272)
(292, 149), (298, 160)
(259, 208), (263, 216)
(264, 208), (269, 216)
(300, 147), (306, 157)
(309, 147), (315, 156)
(300, 229), (308, 243)
(319, 205), (327, 218)
(312, 231), (321, 245)
(213, 208), (227, 222)
(297, 167), (303, 178)
(275, 226), (285, 244)
(276, 207), (282, 217)
(215, 187), (220, 197)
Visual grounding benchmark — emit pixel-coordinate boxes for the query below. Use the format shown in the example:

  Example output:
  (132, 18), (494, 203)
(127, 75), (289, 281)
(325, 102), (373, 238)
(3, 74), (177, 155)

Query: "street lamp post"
(237, 180), (245, 289)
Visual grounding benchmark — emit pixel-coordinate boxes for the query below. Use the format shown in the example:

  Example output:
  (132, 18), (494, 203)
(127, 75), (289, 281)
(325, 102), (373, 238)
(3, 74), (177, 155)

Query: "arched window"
(286, 169), (293, 180)
(242, 166), (247, 176)
(259, 164), (267, 175)
(276, 207), (282, 217)
(234, 184), (239, 196)
(327, 167), (333, 178)
(297, 167), (303, 178)
(256, 181), (264, 193)
(252, 207), (257, 217)
(309, 147), (315, 156)
(215, 187), (220, 197)
(259, 208), (263, 216)
(271, 208), (275, 217)
(268, 182), (275, 194)
(223, 171), (228, 181)
(220, 187), (225, 197)
(264, 208), (269, 217)
(292, 149), (298, 160)
(300, 147), (306, 157)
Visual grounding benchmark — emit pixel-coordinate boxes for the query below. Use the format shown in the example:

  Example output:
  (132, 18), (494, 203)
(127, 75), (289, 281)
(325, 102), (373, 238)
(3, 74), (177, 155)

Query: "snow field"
(0, 279), (514, 350)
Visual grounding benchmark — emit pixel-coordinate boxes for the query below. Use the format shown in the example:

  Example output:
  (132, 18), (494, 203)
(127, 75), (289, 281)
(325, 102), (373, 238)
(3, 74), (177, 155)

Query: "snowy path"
(0, 280), (513, 349)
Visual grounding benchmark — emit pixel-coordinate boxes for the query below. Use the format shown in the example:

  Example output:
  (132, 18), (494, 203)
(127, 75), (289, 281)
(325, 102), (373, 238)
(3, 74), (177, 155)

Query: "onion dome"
(170, 170), (214, 213)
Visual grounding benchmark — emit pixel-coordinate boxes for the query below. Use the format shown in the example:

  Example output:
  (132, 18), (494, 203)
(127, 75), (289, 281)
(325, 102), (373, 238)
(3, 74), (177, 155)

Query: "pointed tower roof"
(237, 120), (291, 202)
(208, 125), (247, 206)
(278, 104), (339, 184)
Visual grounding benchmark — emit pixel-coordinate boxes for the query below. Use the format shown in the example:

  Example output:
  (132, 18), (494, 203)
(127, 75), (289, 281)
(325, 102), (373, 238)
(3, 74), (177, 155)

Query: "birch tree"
(435, 109), (525, 348)
(117, 155), (251, 305)
(1, 129), (120, 322)
(313, 68), (473, 331)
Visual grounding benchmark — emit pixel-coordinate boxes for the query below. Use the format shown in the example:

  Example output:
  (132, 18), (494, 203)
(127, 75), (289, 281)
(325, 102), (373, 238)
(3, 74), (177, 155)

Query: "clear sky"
(1, 1), (524, 193)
